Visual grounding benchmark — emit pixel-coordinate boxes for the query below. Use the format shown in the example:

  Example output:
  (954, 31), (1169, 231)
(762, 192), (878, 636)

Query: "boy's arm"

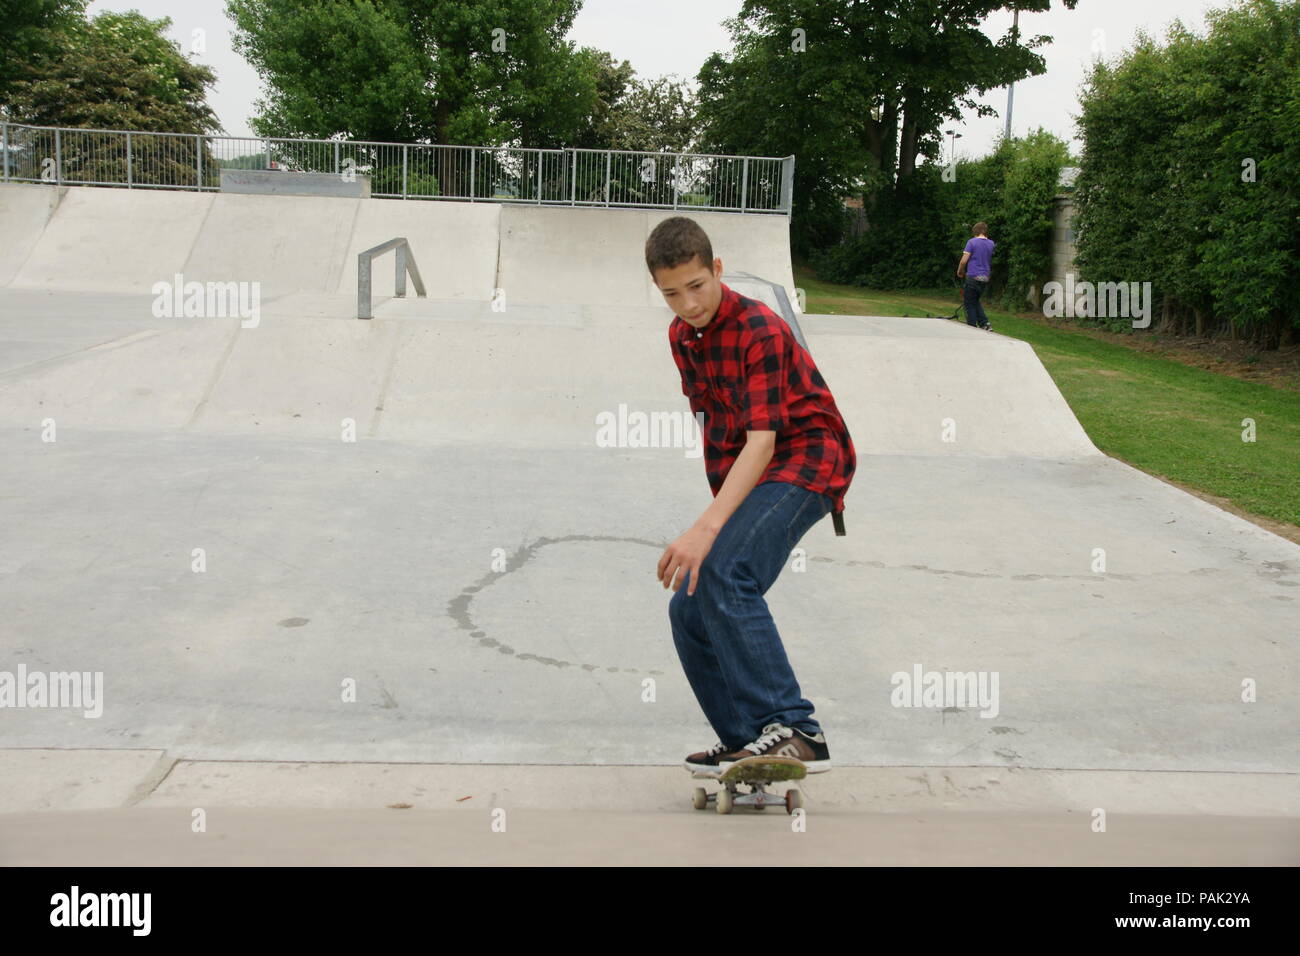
(957, 250), (971, 277)
(658, 431), (774, 595)
(692, 431), (776, 536)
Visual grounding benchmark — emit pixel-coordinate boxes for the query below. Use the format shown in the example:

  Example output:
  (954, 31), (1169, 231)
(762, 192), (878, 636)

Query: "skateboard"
(691, 755), (806, 814)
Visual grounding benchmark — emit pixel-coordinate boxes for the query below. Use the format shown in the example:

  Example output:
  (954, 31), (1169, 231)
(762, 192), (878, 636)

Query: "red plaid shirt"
(669, 282), (855, 531)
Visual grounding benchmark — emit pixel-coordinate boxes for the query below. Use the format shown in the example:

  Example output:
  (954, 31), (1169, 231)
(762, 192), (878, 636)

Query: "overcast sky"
(89, 0), (1226, 159)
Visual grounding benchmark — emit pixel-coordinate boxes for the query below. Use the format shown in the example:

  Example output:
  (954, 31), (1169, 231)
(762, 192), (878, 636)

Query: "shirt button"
(695, 331), (702, 337)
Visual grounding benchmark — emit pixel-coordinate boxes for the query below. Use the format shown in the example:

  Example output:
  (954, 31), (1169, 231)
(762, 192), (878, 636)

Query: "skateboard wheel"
(692, 787), (708, 810)
(717, 789), (733, 814)
(785, 789), (803, 813)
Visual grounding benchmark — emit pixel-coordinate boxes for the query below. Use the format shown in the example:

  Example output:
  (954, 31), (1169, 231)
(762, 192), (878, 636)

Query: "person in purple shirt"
(957, 222), (994, 330)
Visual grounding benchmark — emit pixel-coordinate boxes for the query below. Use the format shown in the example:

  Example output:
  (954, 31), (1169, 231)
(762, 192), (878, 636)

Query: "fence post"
(536, 148), (541, 203)
(334, 141), (340, 177)
(126, 131), (133, 187)
(603, 151), (610, 206)
(195, 134), (203, 189)
(569, 149), (576, 205)
(55, 128), (62, 185)
(402, 145), (408, 199)
(740, 157), (749, 213)
(673, 154), (680, 210)
(470, 146), (475, 201)
(2, 123), (8, 182)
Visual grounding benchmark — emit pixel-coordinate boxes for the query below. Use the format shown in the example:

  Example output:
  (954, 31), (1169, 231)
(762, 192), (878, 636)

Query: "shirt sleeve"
(739, 331), (788, 433)
(963, 238), (975, 254)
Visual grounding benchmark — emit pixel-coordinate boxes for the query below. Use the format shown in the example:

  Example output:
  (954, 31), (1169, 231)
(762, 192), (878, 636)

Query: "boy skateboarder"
(645, 216), (856, 777)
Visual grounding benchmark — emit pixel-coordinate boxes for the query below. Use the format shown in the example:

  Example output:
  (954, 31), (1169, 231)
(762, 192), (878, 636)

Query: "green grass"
(797, 269), (1300, 528)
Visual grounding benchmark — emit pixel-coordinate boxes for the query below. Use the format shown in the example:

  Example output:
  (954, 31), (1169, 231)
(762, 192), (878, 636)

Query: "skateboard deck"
(691, 754), (807, 814)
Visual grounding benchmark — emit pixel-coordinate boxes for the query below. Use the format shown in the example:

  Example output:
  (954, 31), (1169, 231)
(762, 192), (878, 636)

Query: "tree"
(3, 10), (219, 133)
(694, 0), (1080, 253)
(228, 0), (618, 198)
(1073, 0), (1298, 346)
(811, 129), (1070, 302)
(604, 75), (698, 153)
(567, 50), (637, 150)
(0, 0), (88, 112)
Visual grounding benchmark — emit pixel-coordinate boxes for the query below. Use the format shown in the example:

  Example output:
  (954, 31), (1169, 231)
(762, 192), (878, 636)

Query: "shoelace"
(744, 724), (793, 754)
(706, 741), (728, 756)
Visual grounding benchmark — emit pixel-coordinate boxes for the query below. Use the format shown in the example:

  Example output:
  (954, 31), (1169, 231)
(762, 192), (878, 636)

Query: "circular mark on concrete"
(448, 534), (667, 676)
(277, 617), (310, 627)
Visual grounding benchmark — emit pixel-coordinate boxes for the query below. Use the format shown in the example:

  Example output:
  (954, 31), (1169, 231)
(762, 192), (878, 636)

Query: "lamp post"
(1005, 7), (1020, 140)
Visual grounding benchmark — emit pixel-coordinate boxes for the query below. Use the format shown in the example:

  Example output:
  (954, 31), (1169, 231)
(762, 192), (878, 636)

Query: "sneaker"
(718, 722), (832, 773)
(684, 740), (734, 776)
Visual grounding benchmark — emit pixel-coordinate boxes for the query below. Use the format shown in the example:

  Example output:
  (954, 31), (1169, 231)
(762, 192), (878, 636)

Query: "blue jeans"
(964, 277), (990, 327)
(668, 480), (834, 749)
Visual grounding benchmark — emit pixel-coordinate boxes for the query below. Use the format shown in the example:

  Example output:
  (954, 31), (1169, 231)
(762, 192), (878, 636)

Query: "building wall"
(1050, 195), (1078, 288)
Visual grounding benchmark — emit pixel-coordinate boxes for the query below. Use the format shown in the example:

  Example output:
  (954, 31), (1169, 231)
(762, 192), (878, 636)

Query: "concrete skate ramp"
(0, 290), (1094, 459)
(1, 185), (792, 307)
(364, 301), (1097, 457)
(181, 192), (358, 296)
(0, 184), (59, 285)
(496, 204), (795, 308)
(10, 186), (213, 292)
(808, 313), (1099, 458)
(335, 198), (499, 300)
(1, 285), (1296, 779)
(0, 186), (1296, 786)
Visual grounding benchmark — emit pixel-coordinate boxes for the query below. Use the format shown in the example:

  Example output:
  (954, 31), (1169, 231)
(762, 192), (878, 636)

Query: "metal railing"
(0, 122), (794, 214)
(357, 238), (426, 320)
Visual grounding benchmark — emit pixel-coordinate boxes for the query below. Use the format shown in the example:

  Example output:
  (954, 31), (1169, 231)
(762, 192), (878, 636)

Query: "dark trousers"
(964, 277), (990, 328)
(668, 481), (833, 749)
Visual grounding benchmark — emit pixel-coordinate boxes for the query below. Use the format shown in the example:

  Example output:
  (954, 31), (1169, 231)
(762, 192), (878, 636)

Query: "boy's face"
(652, 255), (724, 329)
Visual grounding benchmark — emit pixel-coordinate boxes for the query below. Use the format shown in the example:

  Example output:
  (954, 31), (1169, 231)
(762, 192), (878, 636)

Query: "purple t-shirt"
(963, 236), (994, 279)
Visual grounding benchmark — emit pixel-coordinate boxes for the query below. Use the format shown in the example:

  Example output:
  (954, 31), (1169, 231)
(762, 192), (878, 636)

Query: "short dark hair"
(972, 222), (988, 237)
(645, 216), (713, 279)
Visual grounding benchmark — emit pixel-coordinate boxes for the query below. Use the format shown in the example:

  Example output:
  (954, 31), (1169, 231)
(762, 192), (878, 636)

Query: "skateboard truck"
(691, 755), (807, 815)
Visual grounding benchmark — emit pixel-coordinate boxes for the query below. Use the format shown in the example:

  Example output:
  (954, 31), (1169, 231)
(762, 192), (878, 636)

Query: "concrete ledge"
(2, 751), (1295, 817)
(220, 168), (370, 198)
(0, 749), (169, 811)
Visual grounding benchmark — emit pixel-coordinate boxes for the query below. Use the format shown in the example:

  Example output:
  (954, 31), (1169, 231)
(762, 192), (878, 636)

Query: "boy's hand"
(658, 527), (717, 595)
